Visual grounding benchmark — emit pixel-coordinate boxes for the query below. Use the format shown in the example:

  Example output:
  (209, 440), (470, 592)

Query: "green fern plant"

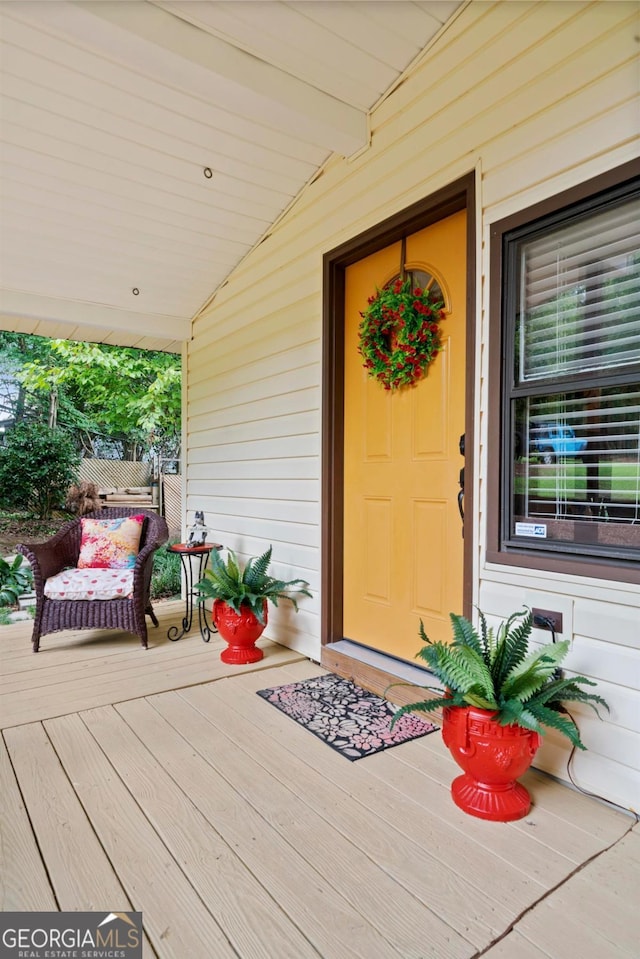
(391, 609), (608, 749)
(196, 545), (311, 625)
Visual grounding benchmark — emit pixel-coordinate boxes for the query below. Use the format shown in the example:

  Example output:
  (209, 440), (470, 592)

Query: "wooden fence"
(78, 460), (150, 489)
(77, 460), (182, 538)
(161, 473), (182, 539)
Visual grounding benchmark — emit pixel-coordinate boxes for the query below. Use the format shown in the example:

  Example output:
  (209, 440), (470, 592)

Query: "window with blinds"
(501, 175), (640, 567)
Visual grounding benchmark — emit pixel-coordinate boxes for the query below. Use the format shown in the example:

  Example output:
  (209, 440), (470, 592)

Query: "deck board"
(184, 672), (537, 945)
(44, 712), (238, 959)
(0, 614), (636, 959)
(214, 664), (626, 870)
(0, 735), (57, 911)
(502, 825), (640, 959)
(0, 600), (304, 727)
(115, 694), (407, 959)
(148, 689), (471, 959)
(4, 721), (135, 913)
(79, 702), (323, 959)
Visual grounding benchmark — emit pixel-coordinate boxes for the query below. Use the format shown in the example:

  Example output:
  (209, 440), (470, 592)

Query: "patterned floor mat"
(256, 672), (438, 761)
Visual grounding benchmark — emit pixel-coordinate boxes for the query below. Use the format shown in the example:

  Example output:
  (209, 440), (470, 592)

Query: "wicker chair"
(17, 508), (169, 652)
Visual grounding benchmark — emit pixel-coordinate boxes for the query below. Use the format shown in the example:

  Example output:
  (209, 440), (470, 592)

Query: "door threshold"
(326, 640), (431, 684)
(321, 640), (443, 714)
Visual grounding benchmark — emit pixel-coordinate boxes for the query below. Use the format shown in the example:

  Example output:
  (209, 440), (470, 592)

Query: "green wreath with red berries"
(357, 276), (445, 391)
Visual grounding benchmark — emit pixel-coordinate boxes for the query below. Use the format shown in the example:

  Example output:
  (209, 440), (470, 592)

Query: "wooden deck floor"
(1, 604), (638, 959)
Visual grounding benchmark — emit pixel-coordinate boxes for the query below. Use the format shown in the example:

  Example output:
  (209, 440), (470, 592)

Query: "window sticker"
(515, 522), (547, 538)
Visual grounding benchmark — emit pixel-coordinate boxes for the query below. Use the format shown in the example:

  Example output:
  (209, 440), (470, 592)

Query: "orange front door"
(343, 210), (467, 658)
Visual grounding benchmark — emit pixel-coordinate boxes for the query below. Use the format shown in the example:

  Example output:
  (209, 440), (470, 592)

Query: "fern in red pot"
(197, 546), (310, 664)
(392, 609), (608, 821)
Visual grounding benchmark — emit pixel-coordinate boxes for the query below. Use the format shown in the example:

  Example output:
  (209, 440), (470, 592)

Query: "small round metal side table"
(167, 542), (222, 643)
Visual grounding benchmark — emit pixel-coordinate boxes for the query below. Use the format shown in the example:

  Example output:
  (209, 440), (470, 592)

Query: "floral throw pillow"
(78, 514), (144, 569)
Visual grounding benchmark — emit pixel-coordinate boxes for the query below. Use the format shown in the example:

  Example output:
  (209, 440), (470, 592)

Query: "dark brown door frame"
(321, 171), (477, 649)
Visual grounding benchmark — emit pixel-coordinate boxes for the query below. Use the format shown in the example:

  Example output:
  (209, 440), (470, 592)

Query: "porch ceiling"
(0, 0), (463, 354)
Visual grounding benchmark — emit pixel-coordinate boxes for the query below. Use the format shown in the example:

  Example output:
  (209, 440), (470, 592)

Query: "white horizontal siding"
(190, 345), (320, 407)
(189, 457), (319, 483)
(189, 387), (320, 431)
(477, 580), (640, 810)
(536, 733), (640, 814)
(574, 600), (640, 650)
(187, 0), (640, 806)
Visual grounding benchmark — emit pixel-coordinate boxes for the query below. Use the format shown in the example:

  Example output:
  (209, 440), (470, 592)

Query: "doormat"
(256, 673), (438, 761)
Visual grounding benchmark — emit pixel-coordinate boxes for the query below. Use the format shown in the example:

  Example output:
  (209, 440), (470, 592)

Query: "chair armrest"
(17, 520), (81, 582)
(136, 515), (169, 563)
(132, 515), (169, 588)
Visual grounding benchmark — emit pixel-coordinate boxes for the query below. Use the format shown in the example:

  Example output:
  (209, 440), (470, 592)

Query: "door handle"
(458, 467), (464, 523)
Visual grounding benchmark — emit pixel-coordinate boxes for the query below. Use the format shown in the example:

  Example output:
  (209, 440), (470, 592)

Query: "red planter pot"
(442, 705), (542, 821)
(213, 599), (267, 664)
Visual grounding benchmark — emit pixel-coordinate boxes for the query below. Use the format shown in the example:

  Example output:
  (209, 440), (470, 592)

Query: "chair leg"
(137, 619), (149, 649)
(147, 604), (159, 628)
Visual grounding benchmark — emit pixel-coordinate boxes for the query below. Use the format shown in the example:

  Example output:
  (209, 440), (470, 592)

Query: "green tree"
(0, 332), (51, 427)
(0, 423), (80, 518)
(8, 336), (181, 461)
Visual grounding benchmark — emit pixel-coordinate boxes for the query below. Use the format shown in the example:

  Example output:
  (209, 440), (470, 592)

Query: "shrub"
(150, 541), (182, 599)
(0, 423), (79, 518)
(0, 605), (35, 626)
(0, 554), (33, 607)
